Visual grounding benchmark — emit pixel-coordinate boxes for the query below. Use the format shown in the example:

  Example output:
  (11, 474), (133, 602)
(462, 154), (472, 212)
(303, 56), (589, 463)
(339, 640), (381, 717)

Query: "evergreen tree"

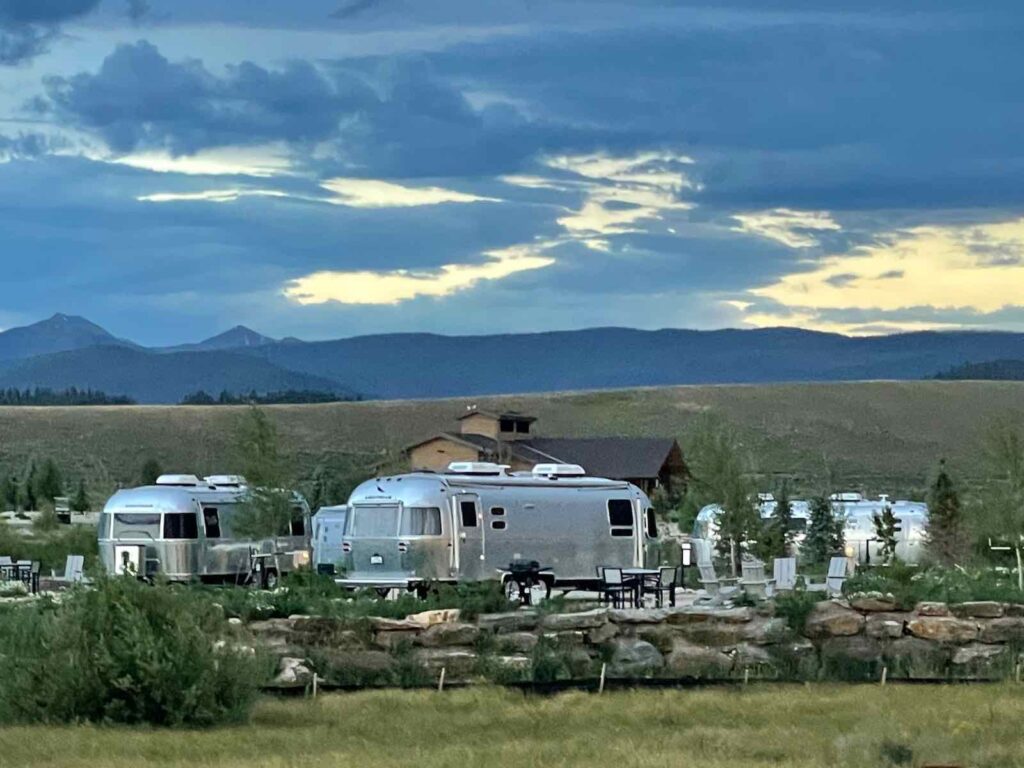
(925, 460), (967, 566)
(872, 504), (899, 564)
(140, 458), (163, 486)
(773, 482), (795, 557)
(35, 458), (64, 503)
(71, 478), (90, 513)
(802, 493), (836, 566)
(1, 474), (17, 511)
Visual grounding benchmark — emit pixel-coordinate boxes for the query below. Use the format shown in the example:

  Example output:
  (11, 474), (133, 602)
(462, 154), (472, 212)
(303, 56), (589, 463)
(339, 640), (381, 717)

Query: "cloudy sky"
(1, 0), (1022, 345)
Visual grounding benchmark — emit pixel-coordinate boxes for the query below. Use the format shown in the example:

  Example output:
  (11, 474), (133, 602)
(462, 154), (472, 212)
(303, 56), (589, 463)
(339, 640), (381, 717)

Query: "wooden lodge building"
(404, 408), (687, 494)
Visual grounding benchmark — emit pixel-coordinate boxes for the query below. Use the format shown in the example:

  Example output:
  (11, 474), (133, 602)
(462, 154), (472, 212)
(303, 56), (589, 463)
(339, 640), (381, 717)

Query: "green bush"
(0, 521), (98, 574)
(0, 577), (266, 727)
(845, 562), (1024, 610)
(773, 591), (825, 632)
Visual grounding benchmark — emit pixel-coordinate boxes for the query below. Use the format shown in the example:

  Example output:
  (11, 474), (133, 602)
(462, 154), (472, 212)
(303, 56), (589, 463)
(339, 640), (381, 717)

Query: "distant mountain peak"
(195, 325), (275, 351)
(0, 312), (133, 362)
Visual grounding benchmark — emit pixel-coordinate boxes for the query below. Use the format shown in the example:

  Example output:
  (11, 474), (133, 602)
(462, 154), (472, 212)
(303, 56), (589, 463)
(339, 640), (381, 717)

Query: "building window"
(499, 418), (515, 432)
(514, 420), (530, 434)
(608, 499), (634, 537)
(645, 508), (658, 539)
(491, 520), (507, 530)
(202, 507), (221, 538)
(289, 507), (306, 537)
(460, 500), (478, 527)
(163, 512), (199, 540)
(490, 506), (505, 516)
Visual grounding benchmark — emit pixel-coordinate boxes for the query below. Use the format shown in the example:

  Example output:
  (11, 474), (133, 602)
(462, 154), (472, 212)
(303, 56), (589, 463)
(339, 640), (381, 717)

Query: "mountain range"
(1, 313), (1023, 403)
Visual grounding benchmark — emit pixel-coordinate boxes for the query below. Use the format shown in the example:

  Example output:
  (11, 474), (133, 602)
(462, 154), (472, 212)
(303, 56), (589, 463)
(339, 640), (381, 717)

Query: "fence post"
(599, 663), (607, 694)
(880, 666), (888, 686)
(438, 667), (446, 692)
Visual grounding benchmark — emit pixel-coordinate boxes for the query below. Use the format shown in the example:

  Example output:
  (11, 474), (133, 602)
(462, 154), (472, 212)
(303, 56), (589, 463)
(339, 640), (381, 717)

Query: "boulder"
(586, 621), (620, 644)
(674, 621), (746, 647)
(665, 640), (733, 678)
(372, 630), (420, 650)
(477, 611), (539, 633)
(607, 638), (664, 677)
(416, 622), (480, 647)
(609, 608), (669, 624)
(274, 657), (313, 687)
(368, 617), (424, 632)
(493, 655), (532, 672)
(741, 617), (789, 645)
(906, 616), (978, 644)
(635, 625), (678, 655)
(849, 593), (898, 612)
(766, 638), (818, 680)
(979, 617), (1024, 644)
(883, 637), (950, 680)
(803, 601), (865, 639)
(407, 608), (462, 627)
(540, 608), (609, 631)
(248, 616), (364, 651)
(819, 636), (883, 679)
(499, 632), (539, 654)
(319, 649), (396, 684)
(864, 613), (907, 640)
(951, 601), (1005, 619)
(731, 643), (775, 672)
(1005, 603), (1024, 617)
(413, 648), (478, 678)
(914, 602), (949, 617)
(665, 606), (753, 625)
(951, 643), (1009, 679)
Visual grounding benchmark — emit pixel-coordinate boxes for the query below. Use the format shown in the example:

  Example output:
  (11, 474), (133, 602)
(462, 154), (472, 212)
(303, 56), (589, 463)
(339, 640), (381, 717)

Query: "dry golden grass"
(2, 684), (1023, 767)
(1, 381), (1021, 496)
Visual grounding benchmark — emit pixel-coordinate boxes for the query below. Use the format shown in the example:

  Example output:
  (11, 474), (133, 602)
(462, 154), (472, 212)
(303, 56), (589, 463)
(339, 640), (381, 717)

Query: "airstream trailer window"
(349, 505), (400, 537)
(460, 501), (478, 527)
(608, 499), (634, 538)
(491, 506), (505, 516)
(111, 512), (161, 539)
(163, 512), (199, 540)
(645, 508), (657, 538)
(289, 507), (306, 536)
(202, 507), (222, 538)
(492, 520), (506, 530)
(400, 507), (442, 536)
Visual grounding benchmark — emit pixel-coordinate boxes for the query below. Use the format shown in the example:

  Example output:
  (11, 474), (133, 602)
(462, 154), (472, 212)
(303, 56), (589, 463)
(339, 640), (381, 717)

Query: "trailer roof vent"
(830, 492), (864, 502)
(205, 475), (248, 488)
(446, 462), (509, 475)
(531, 463), (586, 478)
(155, 474), (204, 487)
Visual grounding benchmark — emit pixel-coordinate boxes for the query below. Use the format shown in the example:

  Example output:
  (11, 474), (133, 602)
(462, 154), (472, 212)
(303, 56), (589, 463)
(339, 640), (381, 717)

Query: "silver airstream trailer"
(98, 474), (312, 587)
(336, 462), (659, 592)
(312, 504), (349, 576)
(693, 492), (929, 565)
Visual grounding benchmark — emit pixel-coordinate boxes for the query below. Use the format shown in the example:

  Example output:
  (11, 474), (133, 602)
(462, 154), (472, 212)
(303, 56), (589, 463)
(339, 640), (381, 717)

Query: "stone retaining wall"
(251, 597), (1024, 688)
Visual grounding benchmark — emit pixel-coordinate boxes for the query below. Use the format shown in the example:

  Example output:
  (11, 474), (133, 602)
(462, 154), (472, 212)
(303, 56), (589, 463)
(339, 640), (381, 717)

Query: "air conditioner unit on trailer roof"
(531, 463), (586, 478)
(447, 462), (509, 475)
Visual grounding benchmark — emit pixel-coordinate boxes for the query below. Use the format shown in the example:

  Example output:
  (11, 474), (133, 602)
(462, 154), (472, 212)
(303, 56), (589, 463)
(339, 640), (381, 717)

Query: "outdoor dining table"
(621, 568), (660, 608)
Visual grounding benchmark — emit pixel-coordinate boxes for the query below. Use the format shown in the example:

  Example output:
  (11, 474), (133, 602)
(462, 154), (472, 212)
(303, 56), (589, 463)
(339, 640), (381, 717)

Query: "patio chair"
(692, 538), (715, 566)
(652, 565), (680, 607)
(62, 555), (85, 584)
(0, 556), (13, 581)
(739, 558), (775, 600)
(697, 561), (739, 605)
(773, 557), (797, 591)
(600, 567), (632, 609)
(805, 556), (851, 597)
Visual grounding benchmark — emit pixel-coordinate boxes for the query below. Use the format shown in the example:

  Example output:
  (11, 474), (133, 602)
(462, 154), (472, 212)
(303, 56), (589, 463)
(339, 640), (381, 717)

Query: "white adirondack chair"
(773, 557), (797, 591)
(806, 557), (851, 596)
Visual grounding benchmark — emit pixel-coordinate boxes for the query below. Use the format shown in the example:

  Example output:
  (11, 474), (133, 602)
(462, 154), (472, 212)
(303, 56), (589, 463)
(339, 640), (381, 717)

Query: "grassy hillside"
(0, 381), (1020, 500)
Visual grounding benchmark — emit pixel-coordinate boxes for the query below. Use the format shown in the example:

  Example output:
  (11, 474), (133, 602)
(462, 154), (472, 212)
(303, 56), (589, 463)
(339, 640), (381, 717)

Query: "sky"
(1, 0), (1023, 345)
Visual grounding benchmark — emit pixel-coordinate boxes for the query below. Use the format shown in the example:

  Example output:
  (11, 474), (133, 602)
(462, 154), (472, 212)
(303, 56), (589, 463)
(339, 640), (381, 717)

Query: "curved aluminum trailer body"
(337, 468), (657, 589)
(312, 504), (349, 576)
(99, 480), (311, 583)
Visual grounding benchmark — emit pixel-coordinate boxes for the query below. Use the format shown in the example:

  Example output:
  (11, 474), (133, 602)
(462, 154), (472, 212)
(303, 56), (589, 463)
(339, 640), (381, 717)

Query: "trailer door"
(454, 493), (485, 580)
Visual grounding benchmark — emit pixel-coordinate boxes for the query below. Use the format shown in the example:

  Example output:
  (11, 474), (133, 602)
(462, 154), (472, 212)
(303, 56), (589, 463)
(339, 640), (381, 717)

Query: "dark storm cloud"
(0, 0), (100, 65)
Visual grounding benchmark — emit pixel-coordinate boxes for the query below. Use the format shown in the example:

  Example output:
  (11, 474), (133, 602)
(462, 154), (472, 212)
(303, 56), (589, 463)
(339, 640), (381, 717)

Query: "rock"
(849, 593), (898, 612)
(413, 648), (478, 678)
(1005, 603), (1024, 617)
(979, 617), (1024, 644)
(951, 643), (1009, 679)
(416, 622), (480, 647)
(803, 601), (865, 639)
(609, 608), (669, 624)
(635, 625), (677, 655)
(227, 617), (243, 626)
(915, 602), (949, 617)
(541, 630), (587, 646)
(674, 621), (746, 646)
(407, 608), (462, 627)
(731, 643), (775, 671)
(741, 617), (789, 645)
(372, 630), (420, 650)
(586, 621), (620, 644)
(477, 611), (538, 633)
(607, 638), (664, 677)
(493, 655), (531, 671)
(819, 636), (883, 679)
(248, 617), (364, 650)
(320, 649), (396, 684)
(665, 606), (753, 625)
(274, 657), (313, 687)
(906, 616), (978, 644)
(951, 601), (1005, 619)
(766, 638), (818, 679)
(665, 640), (733, 677)
(883, 637), (950, 680)
(499, 632), (539, 654)
(368, 617), (424, 632)
(540, 608), (609, 631)
(864, 613), (907, 640)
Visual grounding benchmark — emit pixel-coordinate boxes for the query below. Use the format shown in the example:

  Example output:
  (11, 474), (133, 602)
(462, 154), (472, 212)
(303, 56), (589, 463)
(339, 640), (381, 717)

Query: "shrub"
(773, 591), (825, 632)
(845, 562), (1024, 610)
(0, 521), (98, 574)
(0, 577), (267, 726)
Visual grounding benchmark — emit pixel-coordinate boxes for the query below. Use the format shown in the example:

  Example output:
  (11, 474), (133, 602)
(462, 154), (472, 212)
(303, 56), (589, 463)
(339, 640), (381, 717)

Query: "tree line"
(0, 387), (135, 406)
(1, 459), (89, 514)
(180, 389), (361, 405)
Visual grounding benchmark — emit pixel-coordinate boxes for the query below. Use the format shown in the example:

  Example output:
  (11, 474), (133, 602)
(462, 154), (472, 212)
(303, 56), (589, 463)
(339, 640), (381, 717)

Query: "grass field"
(1, 684), (1022, 767)
(1, 381), (1022, 498)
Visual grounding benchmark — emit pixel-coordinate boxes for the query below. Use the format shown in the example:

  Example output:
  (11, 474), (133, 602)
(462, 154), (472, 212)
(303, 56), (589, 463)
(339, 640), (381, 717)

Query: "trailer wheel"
(262, 569), (279, 590)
